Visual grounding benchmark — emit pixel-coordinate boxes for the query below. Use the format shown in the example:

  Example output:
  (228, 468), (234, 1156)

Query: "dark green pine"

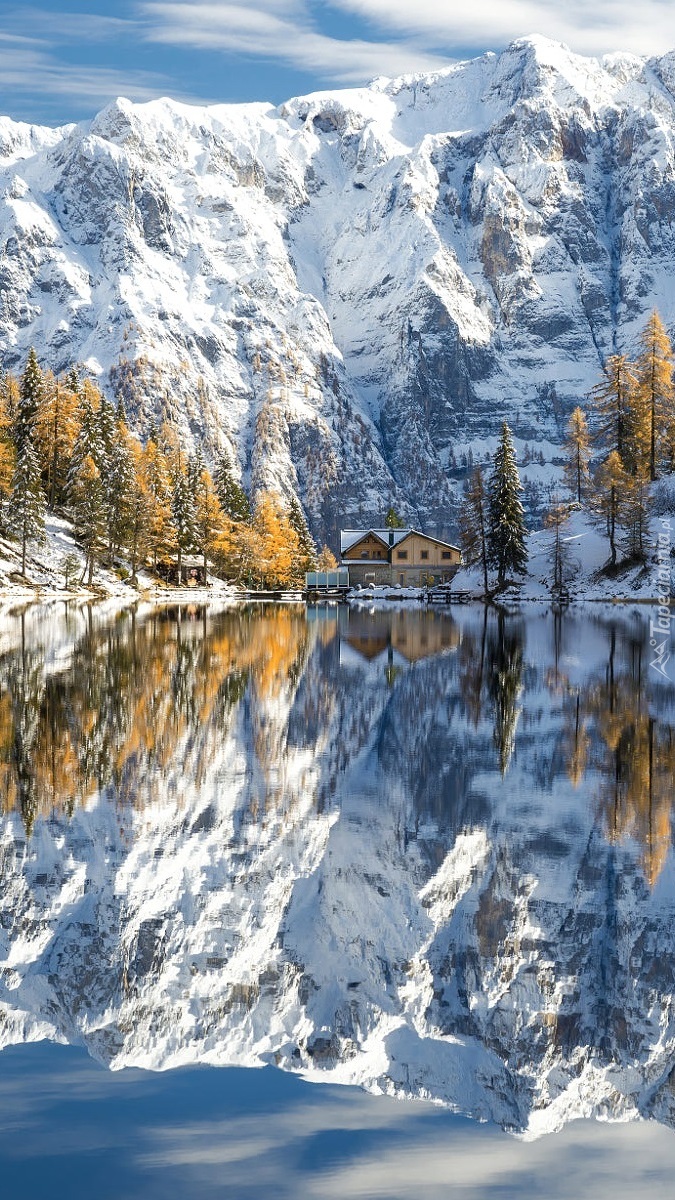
(487, 420), (528, 589)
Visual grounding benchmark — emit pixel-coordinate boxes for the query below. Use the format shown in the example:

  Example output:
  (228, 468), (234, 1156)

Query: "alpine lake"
(1, 597), (675, 1199)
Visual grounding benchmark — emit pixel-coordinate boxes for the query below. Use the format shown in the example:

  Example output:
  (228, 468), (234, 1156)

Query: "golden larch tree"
(633, 310), (674, 480)
(563, 406), (591, 502)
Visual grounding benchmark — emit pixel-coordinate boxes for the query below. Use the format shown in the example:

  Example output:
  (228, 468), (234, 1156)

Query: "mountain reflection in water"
(0, 600), (674, 1136)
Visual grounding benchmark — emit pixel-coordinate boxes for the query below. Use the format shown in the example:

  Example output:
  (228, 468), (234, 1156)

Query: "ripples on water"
(0, 600), (674, 1195)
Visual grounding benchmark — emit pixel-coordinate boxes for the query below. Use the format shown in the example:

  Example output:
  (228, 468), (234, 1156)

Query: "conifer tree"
(194, 467), (226, 583)
(67, 453), (106, 586)
(67, 403), (107, 585)
(0, 378), (15, 525)
(563, 406), (591, 503)
(622, 474), (650, 561)
(34, 374), (80, 509)
(316, 544), (338, 570)
(98, 394), (116, 449)
(593, 450), (630, 567)
(213, 450), (251, 521)
(288, 496), (316, 577)
(143, 437), (176, 566)
(16, 348), (44, 452)
(104, 424), (136, 563)
(385, 506), (405, 529)
(458, 465), (489, 595)
(71, 389), (106, 473)
(487, 421), (528, 590)
(254, 491), (300, 588)
(11, 438), (46, 576)
(171, 464), (199, 579)
(633, 310), (674, 480)
(591, 352), (641, 470)
(2, 371), (19, 429)
(544, 498), (570, 594)
(126, 440), (154, 584)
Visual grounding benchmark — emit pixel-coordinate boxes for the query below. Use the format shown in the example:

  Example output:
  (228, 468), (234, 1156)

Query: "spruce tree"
(16, 348), (44, 452)
(214, 450), (251, 521)
(11, 437), (46, 577)
(104, 427), (136, 562)
(591, 353), (638, 468)
(486, 421), (528, 590)
(97, 394), (116, 466)
(66, 367), (80, 396)
(171, 466), (199, 579)
(288, 496), (316, 576)
(622, 474), (650, 561)
(67, 402), (107, 584)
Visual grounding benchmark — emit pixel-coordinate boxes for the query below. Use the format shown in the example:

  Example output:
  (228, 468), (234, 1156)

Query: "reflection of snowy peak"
(1, 604), (675, 1137)
(6, 39), (675, 534)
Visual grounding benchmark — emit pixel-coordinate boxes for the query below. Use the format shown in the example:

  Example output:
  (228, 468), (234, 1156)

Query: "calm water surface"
(0, 599), (674, 1198)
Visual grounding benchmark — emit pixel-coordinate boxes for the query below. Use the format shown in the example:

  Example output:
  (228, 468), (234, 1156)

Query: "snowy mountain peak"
(3, 38), (675, 539)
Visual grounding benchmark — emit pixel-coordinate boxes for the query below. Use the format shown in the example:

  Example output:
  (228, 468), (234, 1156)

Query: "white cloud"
(137, 0), (675, 94)
(324, 0), (675, 58)
(0, 35), (204, 121)
(4, 7), (135, 42)
(140, 1), (447, 83)
(5, 0), (674, 126)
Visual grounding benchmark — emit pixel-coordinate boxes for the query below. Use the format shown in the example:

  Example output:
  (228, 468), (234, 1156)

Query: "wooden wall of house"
(343, 534), (390, 561)
(390, 533), (461, 570)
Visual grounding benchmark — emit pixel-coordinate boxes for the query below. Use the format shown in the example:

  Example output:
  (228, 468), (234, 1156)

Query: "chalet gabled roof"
(393, 529), (461, 554)
(340, 528), (461, 555)
(340, 528), (410, 554)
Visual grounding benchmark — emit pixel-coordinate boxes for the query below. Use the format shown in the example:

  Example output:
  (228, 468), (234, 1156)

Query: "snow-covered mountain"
(1, 602), (675, 1137)
(3, 35), (675, 538)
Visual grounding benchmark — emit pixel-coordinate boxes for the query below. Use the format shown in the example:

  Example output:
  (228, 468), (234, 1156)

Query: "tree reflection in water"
(1, 604), (673, 887)
(0, 601), (674, 1133)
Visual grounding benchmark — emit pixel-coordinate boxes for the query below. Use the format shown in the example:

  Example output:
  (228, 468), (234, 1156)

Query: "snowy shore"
(1, 510), (672, 607)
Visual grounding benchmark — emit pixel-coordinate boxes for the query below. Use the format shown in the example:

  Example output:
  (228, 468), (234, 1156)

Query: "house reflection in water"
(338, 607), (460, 673)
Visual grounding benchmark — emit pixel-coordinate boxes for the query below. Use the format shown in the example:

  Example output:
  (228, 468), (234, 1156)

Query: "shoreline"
(0, 584), (671, 607)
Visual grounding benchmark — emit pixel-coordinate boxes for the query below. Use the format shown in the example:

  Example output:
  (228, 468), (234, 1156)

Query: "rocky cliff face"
(1, 602), (674, 1137)
(3, 36), (675, 538)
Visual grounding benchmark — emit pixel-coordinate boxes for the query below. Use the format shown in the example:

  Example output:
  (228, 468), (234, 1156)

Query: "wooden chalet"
(156, 555), (209, 586)
(340, 528), (462, 587)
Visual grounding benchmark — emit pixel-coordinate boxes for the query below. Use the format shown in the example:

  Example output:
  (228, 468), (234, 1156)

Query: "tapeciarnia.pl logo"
(650, 518), (673, 680)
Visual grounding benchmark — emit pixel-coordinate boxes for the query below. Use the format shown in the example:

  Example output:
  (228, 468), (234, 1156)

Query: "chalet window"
(396, 551), (408, 560)
(420, 550), (429, 560)
(441, 551), (452, 560)
(362, 551), (369, 558)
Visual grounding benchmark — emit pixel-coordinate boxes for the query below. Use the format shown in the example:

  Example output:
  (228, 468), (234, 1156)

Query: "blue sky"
(2, 0), (675, 125)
